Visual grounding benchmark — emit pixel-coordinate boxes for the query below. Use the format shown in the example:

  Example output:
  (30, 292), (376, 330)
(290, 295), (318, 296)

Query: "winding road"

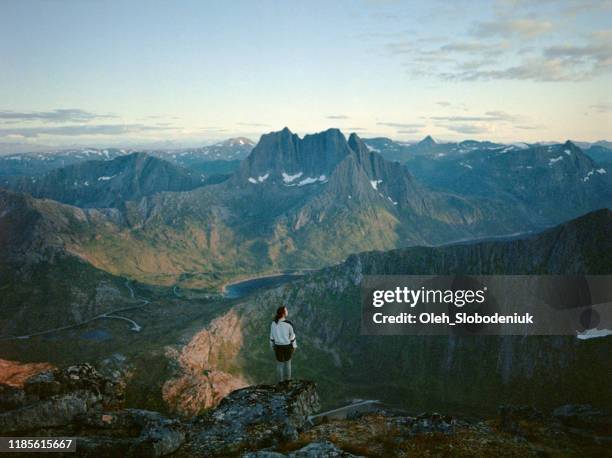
(100, 314), (142, 332)
(0, 282), (149, 341)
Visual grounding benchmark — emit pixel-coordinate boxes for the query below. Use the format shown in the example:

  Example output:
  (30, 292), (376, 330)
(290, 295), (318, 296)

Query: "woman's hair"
(274, 306), (287, 323)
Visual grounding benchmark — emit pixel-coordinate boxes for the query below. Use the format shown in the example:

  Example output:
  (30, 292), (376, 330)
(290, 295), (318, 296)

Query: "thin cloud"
(377, 122), (425, 128)
(591, 103), (612, 113)
(439, 57), (596, 82)
(237, 122), (270, 127)
(472, 19), (553, 39)
(440, 41), (508, 56)
(436, 101), (452, 107)
(0, 109), (116, 123)
(543, 41), (612, 75)
(382, 7), (610, 83)
(431, 111), (518, 122)
(562, 0), (612, 16)
(0, 124), (174, 138)
(327, 114), (350, 120)
(442, 124), (491, 134)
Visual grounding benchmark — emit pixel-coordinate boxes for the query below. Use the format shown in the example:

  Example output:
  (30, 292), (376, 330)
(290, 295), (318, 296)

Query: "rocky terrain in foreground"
(0, 364), (610, 457)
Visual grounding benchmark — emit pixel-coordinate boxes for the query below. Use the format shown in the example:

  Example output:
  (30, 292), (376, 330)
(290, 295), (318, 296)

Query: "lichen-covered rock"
(0, 364), (184, 457)
(23, 363), (122, 408)
(0, 364), (123, 433)
(75, 409), (185, 457)
(178, 380), (320, 456)
(243, 441), (363, 457)
(288, 441), (363, 457)
(0, 365), (319, 457)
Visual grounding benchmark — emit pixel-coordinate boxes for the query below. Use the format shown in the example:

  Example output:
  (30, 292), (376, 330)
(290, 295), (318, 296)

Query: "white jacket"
(270, 318), (297, 349)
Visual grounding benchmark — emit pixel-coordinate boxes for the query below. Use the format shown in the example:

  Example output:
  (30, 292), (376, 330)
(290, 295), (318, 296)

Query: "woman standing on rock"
(270, 305), (297, 382)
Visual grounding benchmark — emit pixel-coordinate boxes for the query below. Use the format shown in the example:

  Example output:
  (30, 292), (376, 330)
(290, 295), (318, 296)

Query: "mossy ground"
(279, 413), (611, 457)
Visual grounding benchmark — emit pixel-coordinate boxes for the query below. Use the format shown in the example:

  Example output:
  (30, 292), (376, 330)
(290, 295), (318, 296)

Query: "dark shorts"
(274, 344), (294, 362)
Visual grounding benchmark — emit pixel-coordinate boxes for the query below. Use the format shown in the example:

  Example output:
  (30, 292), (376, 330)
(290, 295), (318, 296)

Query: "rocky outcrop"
(162, 309), (249, 416)
(0, 365), (320, 457)
(74, 409), (185, 457)
(0, 364), (184, 457)
(178, 380), (320, 457)
(162, 369), (247, 418)
(0, 358), (54, 388)
(0, 364), (122, 433)
(243, 441), (363, 457)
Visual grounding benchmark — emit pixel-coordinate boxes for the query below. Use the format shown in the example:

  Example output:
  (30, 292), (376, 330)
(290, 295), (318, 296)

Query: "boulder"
(0, 390), (98, 433)
(498, 405), (543, 435)
(0, 365), (183, 457)
(23, 363), (122, 408)
(179, 380), (320, 456)
(75, 409), (185, 457)
(242, 441), (363, 457)
(553, 404), (605, 421)
(552, 404), (609, 429)
(0, 364), (120, 434)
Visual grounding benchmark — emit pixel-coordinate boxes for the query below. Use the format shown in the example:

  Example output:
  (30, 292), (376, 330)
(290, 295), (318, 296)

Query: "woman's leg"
(277, 361), (284, 382)
(284, 360), (291, 380)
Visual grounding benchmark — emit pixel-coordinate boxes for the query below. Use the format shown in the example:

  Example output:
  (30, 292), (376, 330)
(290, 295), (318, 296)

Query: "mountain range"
(0, 137), (255, 179)
(1, 153), (207, 208)
(0, 129), (523, 290)
(1, 128), (610, 291)
(363, 135), (612, 166)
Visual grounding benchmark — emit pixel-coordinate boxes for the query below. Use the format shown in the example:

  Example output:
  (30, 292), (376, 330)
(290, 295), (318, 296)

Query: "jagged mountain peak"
(236, 128), (427, 213)
(239, 128), (353, 182)
(563, 139), (579, 150)
(419, 135), (436, 147)
(347, 132), (368, 153)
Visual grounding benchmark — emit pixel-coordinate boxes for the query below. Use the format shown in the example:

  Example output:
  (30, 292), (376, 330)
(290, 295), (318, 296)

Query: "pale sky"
(0, 0), (611, 151)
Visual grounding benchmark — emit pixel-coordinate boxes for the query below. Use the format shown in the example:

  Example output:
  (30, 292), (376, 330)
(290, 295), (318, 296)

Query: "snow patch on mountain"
(548, 156), (564, 165)
(583, 168), (607, 182)
(98, 175), (116, 181)
(282, 171), (303, 184)
(499, 143), (529, 154)
(298, 177), (318, 186)
(248, 172), (270, 184)
(370, 180), (383, 190)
